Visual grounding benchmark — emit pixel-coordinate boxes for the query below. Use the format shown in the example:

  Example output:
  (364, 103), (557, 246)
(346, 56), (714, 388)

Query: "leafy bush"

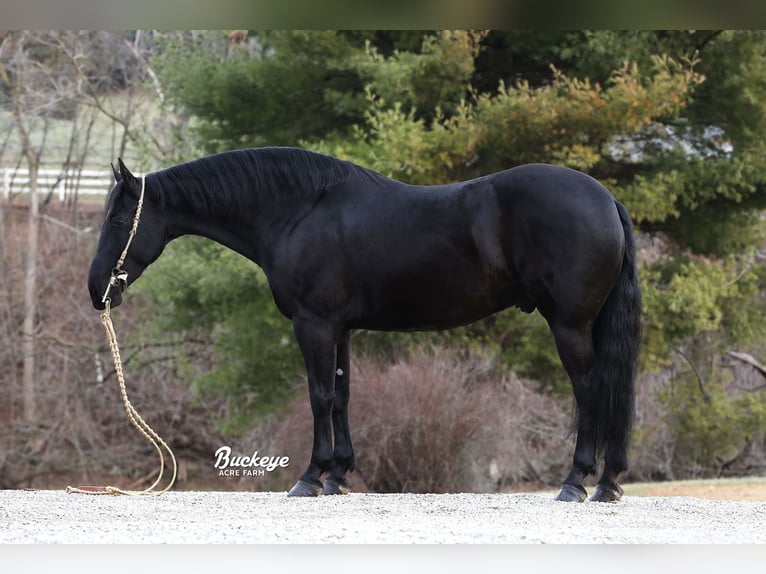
(630, 358), (766, 481)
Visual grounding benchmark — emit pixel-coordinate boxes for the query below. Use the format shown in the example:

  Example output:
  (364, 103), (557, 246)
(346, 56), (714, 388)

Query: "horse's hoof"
(589, 483), (623, 503)
(287, 479), (323, 497)
(322, 477), (351, 495)
(554, 483), (587, 502)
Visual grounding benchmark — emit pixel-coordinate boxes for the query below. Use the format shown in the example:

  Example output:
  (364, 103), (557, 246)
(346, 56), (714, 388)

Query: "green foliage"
(685, 31), (766, 152)
(314, 41), (703, 187)
(131, 237), (302, 433)
(460, 310), (568, 397)
(665, 200), (766, 255)
(154, 31), (369, 152)
(660, 370), (766, 476)
(641, 254), (766, 371)
(355, 31), (485, 122)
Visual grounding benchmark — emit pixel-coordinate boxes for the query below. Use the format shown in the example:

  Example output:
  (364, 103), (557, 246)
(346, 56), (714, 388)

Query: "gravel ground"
(2, 489), (766, 544)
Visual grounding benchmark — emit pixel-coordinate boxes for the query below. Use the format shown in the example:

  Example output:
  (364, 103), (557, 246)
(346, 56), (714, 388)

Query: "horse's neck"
(159, 179), (264, 266)
(157, 159), (322, 266)
(169, 206), (262, 265)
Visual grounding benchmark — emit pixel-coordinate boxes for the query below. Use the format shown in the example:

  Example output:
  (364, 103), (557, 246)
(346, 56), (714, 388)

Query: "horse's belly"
(352, 272), (516, 331)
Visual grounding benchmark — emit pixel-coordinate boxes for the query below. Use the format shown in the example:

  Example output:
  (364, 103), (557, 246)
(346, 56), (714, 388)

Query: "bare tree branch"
(727, 351), (766, 381)
(672, 346), (709, 401)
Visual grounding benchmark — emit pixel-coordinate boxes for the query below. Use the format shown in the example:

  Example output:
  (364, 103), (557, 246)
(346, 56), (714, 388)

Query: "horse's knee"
(308, 386), (335, 414)
(332, 393), (349, 415)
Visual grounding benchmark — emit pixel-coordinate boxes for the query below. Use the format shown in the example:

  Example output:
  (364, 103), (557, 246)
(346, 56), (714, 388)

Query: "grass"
(622, 476), (766, 501)
(528, 476), (766, 501)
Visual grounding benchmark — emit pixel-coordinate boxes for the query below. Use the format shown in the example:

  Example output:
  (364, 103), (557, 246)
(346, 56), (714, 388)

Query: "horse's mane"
(147, 147), (384, 215)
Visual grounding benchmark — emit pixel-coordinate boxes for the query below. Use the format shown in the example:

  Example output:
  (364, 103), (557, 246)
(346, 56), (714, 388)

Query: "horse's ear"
(118, 157), (135, 183)
(111, 162), (121, 182)
(117, 157), (138, 194)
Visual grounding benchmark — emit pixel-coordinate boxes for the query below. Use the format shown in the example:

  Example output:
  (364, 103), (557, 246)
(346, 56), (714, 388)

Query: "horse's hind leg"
(323, 330), (355, 495)
(590, 390), (632, 502)
(589, 437), (628, 502)
(550, 316), (631, 503)
(548, 320), (598, 502)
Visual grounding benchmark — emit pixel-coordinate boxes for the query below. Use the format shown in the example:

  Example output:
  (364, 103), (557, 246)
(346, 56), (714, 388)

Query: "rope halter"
(101, 175), (146, 305)
(68, 172), (178, 496)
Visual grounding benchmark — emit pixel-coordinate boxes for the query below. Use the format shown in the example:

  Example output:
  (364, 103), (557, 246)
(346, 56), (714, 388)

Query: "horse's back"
(264, 162), (625, 331)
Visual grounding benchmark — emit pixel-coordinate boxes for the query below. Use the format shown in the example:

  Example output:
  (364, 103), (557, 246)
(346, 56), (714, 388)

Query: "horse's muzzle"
(104, 289), (124, 309)
(89, 276), (124, 310)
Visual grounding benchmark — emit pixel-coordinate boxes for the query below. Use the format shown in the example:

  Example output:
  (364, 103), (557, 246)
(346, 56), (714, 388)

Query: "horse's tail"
(583, 200), (642, 472)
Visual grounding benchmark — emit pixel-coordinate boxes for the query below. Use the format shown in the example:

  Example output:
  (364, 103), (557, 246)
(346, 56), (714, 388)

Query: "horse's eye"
(111, 216), (128, 227)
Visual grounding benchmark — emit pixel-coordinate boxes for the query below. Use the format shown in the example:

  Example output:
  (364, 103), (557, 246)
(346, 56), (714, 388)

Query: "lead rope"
(66, 175), (177, 496)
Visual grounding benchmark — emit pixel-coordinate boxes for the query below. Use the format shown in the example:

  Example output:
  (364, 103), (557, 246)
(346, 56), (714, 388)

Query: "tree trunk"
(7, 32), (40, 424)
(21, 152), (39, 423)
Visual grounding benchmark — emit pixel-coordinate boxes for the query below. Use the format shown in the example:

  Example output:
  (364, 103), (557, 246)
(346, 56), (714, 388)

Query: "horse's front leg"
(323, 330), (354, 495)
(287, 317), (340, 497)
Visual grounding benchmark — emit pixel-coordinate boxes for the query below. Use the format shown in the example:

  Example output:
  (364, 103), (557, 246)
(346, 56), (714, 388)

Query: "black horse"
(88, 147), (641, 502)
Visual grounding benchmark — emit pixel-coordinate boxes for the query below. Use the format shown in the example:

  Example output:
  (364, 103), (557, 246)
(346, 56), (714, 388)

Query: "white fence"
(2, 167), (114, 201)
